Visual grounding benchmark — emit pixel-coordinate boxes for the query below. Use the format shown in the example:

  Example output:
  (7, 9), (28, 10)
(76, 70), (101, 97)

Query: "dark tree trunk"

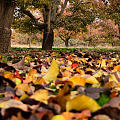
(42, 5), (54, 50)
(42, 28), (54, 50)
(65, 38), (69, 47)
(0, 0), (16, 53)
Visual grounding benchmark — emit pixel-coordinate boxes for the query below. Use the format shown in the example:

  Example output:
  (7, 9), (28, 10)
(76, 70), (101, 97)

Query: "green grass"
(11, 47), (77, 51)
(11, 47), (120, 53)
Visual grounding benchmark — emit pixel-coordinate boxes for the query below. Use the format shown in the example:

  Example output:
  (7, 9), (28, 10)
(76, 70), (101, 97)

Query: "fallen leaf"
(93, 71), (103, 78)
(62, 110), (91, 120)
(11, 112), (25, 120)
(43, 59), (59, 82)
(109, 74), (118, 83)
(30, 89), (48, 104)
(69, 76), (86, 86)
(93, 115), (111, 120)
(12, 58), (25, 70)
(113, 65), (120, 71)
(3, 71), (14, 80)
(82, 75), (99, 84)
(51, 115), (66, 120)
(33, 77), (47, 85)
(15, 78), (22, 85)
(0, 99), (28, 111)
(75, 68), (85, 75)
(66, 94), (101, 112)
(101, 59), (106, 68)
(16, 83), (30, 92)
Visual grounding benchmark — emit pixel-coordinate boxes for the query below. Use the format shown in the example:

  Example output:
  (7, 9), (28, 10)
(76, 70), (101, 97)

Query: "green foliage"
(95, 0), (120, 25)
(96, 93), (111, 106)
(58, 0), (95, 33)
(12, 17), (40, 34)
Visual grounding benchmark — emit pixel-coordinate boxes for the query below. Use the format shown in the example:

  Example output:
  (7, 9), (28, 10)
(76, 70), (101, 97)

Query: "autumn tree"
(56, 0), (95, 47)
(98, 20), (119, 46)
(0, 0), (16, 52)
(94, 0), (120, 39)
(12, 0), (69, 50)
(57, 28), (76, 47)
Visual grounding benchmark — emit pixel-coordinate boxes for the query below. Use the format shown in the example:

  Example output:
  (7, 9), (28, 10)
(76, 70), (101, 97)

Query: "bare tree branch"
(22, 9), (46, 29)
(59, 34), (65, 41)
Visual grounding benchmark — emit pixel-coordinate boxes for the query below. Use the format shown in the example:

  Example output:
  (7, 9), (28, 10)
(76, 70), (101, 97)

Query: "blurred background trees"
(0, 0), (120, 52)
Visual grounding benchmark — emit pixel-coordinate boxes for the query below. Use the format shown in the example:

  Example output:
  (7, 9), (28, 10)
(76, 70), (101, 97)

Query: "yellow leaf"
(51, 115), (65, 120)
(20, 94), (29, 100)
(93, 71), (103, 78)
(111, 58), (117, 61)
(15, 78), (22, 85)
(84, 0), (94, 2)
(30, 89), (48, 104)
(79, 58), (87, 63)
(25, 56), (31, 60)
(16, 83), (30, 92)
(43, 59), (59, 82)
(109, 74), (118, 83)
(101, 59), (106, 68)
(86, 76), (99, 84)
(86, 68), (95, 73)
(76, 68), (85, 75)
(66, 94), (101, 112)
(114, 65), (120, 71)
(115, 82), (120, 90)
(69, 76), (86, 86)
(68, 60), (72, 65)
(66, 67), (71, 71)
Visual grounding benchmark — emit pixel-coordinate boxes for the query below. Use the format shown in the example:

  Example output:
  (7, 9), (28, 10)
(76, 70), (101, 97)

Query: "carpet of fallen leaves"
(0, 50), (120, 120)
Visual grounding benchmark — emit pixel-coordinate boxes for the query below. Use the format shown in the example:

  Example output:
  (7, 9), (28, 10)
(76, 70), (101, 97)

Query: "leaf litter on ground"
(0, 50), (120, 119)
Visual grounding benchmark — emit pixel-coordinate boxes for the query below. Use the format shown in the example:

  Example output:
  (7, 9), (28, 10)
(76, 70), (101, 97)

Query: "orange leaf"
(4, 71), (14, 79)
(69, 76), (86, 86)
(76, 68), (85, 75)
(114, 65), (120, 71)
(33, 77), (47, 85)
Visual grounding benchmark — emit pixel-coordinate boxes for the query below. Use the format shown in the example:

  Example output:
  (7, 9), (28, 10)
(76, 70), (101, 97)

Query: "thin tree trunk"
(65, 38), (69, 47)
(0, 0), (16, 53)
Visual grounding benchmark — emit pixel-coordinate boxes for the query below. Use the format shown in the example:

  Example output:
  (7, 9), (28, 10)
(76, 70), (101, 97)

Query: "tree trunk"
(0, 0), (16, 53)
(42, 28), (54, 50)
(65, 38), (69, 47)
(42, 5), (54, 50)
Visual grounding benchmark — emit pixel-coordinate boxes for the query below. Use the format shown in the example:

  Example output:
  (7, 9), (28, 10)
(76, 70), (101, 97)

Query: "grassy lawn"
(11, 47), (120, 53)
